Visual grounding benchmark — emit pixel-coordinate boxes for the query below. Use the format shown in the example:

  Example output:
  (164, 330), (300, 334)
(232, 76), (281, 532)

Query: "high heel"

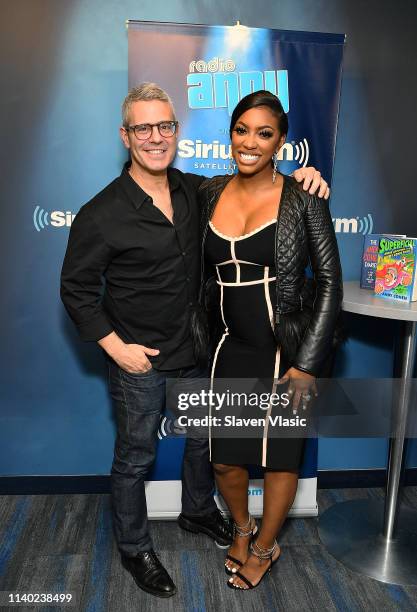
(227, 538), (280, 590)
(224, 514), (258, 576)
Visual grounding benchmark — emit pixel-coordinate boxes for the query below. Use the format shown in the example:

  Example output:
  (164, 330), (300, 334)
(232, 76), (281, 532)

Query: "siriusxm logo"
(214, 487), (263, 497)
(187, 69), (289, 115)
(332, 214), (374, 235)
(33, 206), (76, 231)
(248, 487), (263, 496)
(157, 416), (186, 440)
(280, 139), (309, 167)
(178, 138), (310, 167)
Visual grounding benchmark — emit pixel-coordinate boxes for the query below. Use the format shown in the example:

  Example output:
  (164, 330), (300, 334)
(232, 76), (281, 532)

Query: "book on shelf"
(360, 234), (405, 290)
(374, 236), (417, 303)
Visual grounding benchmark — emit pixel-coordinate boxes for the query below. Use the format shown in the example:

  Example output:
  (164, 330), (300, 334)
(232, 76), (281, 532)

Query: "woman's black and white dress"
(205, 218), (305, 471)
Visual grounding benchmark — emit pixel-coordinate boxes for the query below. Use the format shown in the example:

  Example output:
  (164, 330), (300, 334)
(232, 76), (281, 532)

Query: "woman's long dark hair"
(229, 90), (288, 138)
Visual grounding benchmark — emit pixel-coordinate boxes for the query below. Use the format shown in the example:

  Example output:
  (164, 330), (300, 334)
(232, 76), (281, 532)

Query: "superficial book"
(375, 237), (417, 302)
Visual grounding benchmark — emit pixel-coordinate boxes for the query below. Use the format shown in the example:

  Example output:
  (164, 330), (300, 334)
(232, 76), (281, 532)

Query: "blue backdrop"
(127, 21), (344, 482)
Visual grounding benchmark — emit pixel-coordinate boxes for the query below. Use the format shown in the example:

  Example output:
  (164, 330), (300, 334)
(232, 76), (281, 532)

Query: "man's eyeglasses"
(125, 121), (179, 140)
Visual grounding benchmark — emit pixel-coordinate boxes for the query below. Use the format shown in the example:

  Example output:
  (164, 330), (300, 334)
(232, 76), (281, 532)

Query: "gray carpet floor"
(1, 486), (417, 611)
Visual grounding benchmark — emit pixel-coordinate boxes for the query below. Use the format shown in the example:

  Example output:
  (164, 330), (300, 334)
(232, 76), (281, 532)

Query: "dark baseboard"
(0, 475), (111, 495)
(317, 468), (417, 489)
(0, 469), (416, 495)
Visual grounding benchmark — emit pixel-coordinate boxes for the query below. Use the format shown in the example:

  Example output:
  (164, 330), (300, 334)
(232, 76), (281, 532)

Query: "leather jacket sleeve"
(291, 194), (343, 376)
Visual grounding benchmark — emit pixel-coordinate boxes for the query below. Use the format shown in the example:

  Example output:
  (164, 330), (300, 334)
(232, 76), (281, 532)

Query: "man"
(60, 83), (329, 599)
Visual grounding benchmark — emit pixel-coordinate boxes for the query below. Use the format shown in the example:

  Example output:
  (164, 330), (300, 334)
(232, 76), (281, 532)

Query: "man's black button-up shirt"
(60, 163), (204, 370)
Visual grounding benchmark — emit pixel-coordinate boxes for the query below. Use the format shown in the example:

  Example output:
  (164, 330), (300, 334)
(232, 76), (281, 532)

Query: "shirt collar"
(119, 161), (180, 210)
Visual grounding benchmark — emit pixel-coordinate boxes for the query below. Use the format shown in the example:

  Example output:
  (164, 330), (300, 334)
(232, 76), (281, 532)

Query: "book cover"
(360, 234), (381, 289)
(374, 237), (417, 303)
(360, 234), (406, 289)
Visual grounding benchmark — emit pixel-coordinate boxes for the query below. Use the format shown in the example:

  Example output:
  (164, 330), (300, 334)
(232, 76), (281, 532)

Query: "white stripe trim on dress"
(217, 259), (262, 267)
(264, 266), (275, 331)
(230, 239), (241, 283)
(215, 269), (228, 327)
(209, 219), (276, 241)
(216, 276), (276, 287)
(262, 348), (281, 467)
(209, 331), (228, 460)
(209, 279), (229, 460)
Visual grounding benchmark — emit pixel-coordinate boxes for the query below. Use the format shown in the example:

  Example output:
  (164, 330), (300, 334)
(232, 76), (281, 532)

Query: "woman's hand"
(277, 367), (318, 414)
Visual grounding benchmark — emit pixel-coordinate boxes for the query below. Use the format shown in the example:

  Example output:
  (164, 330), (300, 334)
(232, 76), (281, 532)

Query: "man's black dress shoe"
(178, 508), (233, 548)
(121, 550), (177, 598)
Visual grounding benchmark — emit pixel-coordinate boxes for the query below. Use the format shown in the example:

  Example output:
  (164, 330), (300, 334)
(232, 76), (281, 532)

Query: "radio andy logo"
(186, 56), (289, 115)
(33, 206), (76, 231)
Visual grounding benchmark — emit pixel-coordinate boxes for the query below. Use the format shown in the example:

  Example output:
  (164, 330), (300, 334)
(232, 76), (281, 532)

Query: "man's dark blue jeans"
(108, 359), (217, 555)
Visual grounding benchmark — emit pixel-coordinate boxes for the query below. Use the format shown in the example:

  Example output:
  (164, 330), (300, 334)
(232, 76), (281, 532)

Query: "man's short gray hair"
(122, 82), (176, 126)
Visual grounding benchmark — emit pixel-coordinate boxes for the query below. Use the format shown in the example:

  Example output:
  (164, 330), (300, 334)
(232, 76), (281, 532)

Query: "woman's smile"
(238, 152), (261, 164)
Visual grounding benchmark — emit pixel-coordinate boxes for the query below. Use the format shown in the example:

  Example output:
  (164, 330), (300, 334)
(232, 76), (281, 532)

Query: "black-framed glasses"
(125, 121), (179, 140)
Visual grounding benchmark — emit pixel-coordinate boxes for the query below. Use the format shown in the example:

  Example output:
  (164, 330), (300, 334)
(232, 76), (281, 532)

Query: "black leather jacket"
(195, 173), (344, 377)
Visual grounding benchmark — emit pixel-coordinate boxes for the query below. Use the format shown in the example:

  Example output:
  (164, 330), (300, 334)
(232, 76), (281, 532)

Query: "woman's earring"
(227, 157), (236, 175)
(272, 152), (279, 183)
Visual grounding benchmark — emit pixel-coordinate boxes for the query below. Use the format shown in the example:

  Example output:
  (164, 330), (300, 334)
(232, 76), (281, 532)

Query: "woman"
(197, 90), (343, 590)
